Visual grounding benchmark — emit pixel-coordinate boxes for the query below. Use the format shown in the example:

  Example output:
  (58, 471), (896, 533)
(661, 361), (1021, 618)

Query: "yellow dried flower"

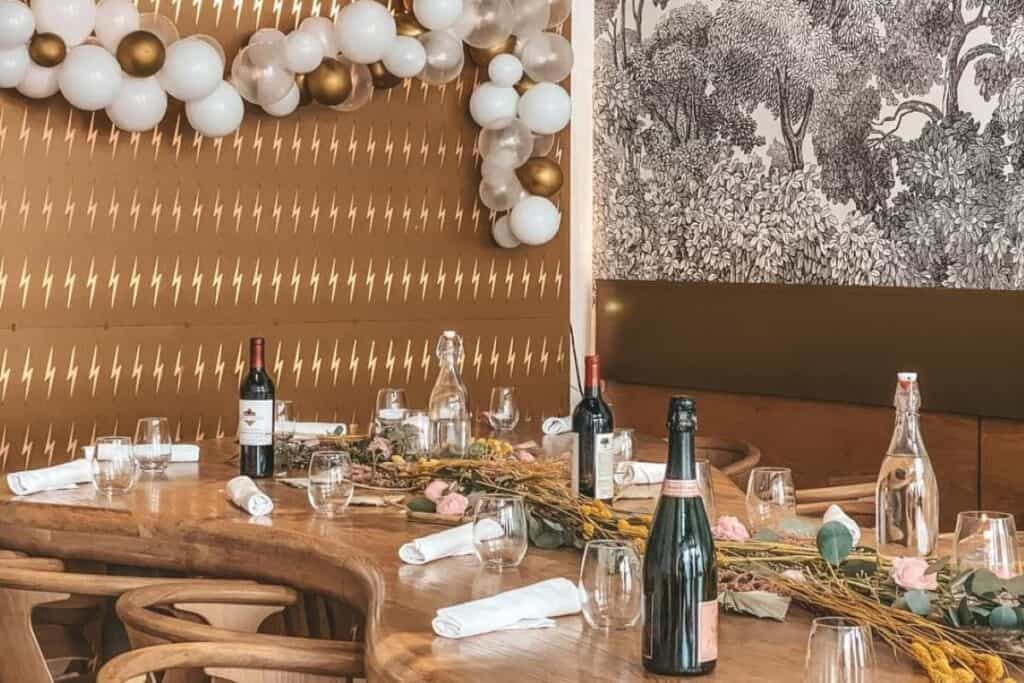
(951, 668), (976, 683)
(910, 641), (933, 667)
(390, 455), (405, 464)
(617, 519), (632, 534)
(582, 522), (595, 539)
(973, 654), (1006, 683)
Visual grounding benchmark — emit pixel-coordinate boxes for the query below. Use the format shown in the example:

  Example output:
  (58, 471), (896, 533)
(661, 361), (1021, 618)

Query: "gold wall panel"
(0, 0), (570, 469)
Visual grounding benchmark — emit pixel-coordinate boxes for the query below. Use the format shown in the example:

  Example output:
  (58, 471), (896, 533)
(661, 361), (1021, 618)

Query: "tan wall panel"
(980, 419), (1024, 521)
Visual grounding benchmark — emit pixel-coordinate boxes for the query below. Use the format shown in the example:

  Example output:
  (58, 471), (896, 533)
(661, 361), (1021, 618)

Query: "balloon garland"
(0, 0), (572, 248)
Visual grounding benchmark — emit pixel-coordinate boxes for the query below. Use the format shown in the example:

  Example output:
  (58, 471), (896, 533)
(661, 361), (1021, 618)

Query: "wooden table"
(0, 438), (926, 681)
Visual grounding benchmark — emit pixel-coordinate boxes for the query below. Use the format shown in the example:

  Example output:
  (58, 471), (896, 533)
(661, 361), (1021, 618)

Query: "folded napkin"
(542, 416), (572, 435)
(399, 519), (503, 565)
(226, 476), (274, 516)
(6, 459), (92, 496)
(616, 461), (665, 486)
(433, 578), (581, 639)
(83, 444), (199, 463)
(291, 422), (348, 438)
(823, 504), (862, 546)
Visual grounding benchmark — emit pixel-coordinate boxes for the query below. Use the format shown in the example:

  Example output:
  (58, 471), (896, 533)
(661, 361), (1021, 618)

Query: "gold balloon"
(467, 35), (516, 68)
(395, 11), (427, 38)
(295, 73), (314, 107)
(28, 32), (66, 68)
(516, 157), (564, 198)
(307, 58), (353, 106)
(368, 61), (403, 89)
(515, 74), (537, 96)
(116, 30), (166, 78)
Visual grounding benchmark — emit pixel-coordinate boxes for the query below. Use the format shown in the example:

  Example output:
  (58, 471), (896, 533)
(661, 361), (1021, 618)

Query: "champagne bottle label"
(661, 478), (701, 498)
(239, 400), (273, 446)
(594, 433), (615, 499)
(699, 599), (718, 663)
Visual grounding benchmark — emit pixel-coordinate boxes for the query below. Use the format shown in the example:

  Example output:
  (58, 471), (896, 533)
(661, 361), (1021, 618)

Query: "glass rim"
(309, 450), (352, 461)
(583, 539), (636, 550)
(751, 466), (792, 474)
(956, 510), (1015, 521)
(136, 417), (169, 423)
(95, 436), (133, 443)
(811, 617), (871, 632)
(477, 493), (524, 502)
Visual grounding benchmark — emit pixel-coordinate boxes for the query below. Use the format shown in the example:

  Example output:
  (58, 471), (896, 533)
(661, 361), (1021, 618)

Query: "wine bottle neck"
(666, 427), (697, 480)
(250, 339), (265, 370)
(583, 355), (601, 398)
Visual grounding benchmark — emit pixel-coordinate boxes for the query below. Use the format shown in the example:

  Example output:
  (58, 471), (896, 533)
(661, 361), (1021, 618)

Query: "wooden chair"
(116, 582), (365, 683)
(695, 436), (762, 490)
(98, 642), (363, 683)
(795, 481), (876, 526)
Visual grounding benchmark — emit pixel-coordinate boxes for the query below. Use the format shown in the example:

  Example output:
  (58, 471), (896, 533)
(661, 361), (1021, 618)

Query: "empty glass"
(307, 451), (354, 518)
(952, 511), (1020, 579)
(804, 617), (876, 683)
(746, 467), (796, 534)
(403, 409), (431, 457)
(696, 457), (717, 523)
(613, 428), (635, 463)
(472, 494), (529, 570)
(274, 400), (296, 478)
(487, 387), (520, 432)
(376, 387), (408, 430)
(578, 540), (643, 630)
(133, 417), (173, 472)
(91, 436), (138, 495)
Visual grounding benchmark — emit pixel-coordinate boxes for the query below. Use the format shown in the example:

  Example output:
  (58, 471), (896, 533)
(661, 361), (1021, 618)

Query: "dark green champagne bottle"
(642, 396), (717, 676)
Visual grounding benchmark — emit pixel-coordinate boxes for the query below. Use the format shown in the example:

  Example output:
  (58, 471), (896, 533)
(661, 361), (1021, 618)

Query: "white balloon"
(488, 53), (522, 87)
(0, 44), (28, 87)
(262, 82), (299, 117)
(299, 16), (337, 58)
(93, 0), (139, 52)
(491, 215), (520, 248)
(159, 37), (223, 102)
(250, 28), (285, 46)
(531, 132), (554, 156)
(193, 34), (226, 68)
(284, 30), (323, 74)
(382, 35), (425, 78)
(520, 31), (572, 82)
(0, 0), (35, 49)
(517, 81), (570, 135)
(545, 0), (571, 28)
(469, 82), (518, 130)
(412, 0), (462, 31)
(509, 195), (560, 245)
(32, 0), (96, 47)
(478, 119), (532, 168)
(512, 0), (549, 36)
(17, 62), (60, 98)
(58, 44), (123, 111)
(452, 0), (513, 49)
(186, 80), (243, 138)
(334, 0), (396, 65)
(230, 44), (294, 106)
(330, 60), (373, 112)
(417, 30), (464, 85)
(106, 75), (167, 131)
(479, 167), (525, 211)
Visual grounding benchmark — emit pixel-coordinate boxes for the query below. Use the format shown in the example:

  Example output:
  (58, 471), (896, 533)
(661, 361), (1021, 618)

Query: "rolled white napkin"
(542, 416), (572, 435)
(226, 476), (274, 517)
(399, 519), (503, 565)
(433, 578), (581, 639)
(83, 444), (199, 463)
(291, 422), (348, 438)
(823, 504), (862, 546)
(6, 459), (92, 496)
(616, 461), (666, 486)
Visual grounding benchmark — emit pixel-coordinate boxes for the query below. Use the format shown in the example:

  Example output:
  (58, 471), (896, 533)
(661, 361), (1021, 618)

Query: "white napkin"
(291, 422), (348, 438)
(433, 578), (581, 639)
(6, 459), (92, 496)
(542, 416), (572, 435)
(616, 461), (665, 486)
(83, 444), (199, 463)
(823, 504), (862, 546)
(226, 476), (274, 516)
(399, 520), (503, 565)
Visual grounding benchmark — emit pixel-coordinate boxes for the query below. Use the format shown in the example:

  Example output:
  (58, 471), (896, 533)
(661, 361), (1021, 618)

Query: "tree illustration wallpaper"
(592, 0), (1024, 289)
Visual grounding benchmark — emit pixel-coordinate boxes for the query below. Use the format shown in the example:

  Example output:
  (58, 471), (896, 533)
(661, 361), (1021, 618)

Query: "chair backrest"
(795, 481), (876, 524)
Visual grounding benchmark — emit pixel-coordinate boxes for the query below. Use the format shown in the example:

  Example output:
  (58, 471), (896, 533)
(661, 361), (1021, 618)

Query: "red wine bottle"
(643, 396), (717, 676)
(571, 355), (614, 500)
(239, 337), (275, 478)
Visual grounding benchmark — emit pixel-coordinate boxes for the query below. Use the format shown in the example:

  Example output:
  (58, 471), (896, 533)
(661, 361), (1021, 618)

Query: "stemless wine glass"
(91, 436), (138, 495)
(613, 428), (635, 463)
(804, 617), (876, 683)
(952, 511), (1020, 579)
(307, 451), (354, 518)
(472, 494), (529, 570)
(578, 539), (643, 630)
(487, 386), (520, 432)
(375, 387), (408, 429)
(273, 400), (296, 478)
(746, 467), (796, 534)
(696, 457), (717, 523)
(403, 409), (431, 458)
(133, 417), (173, 473)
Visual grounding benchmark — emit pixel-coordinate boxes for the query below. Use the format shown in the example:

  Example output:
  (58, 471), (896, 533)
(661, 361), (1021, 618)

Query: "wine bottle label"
(661, 478), (701, 498)
(594, 433), (615, 499)
(239, 400), (273, 446)
(699, 599), (718, 663)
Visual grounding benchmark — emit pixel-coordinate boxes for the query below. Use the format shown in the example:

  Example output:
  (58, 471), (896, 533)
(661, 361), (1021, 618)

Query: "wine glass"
(403, 409), (431, 458)
(578, 540), (643, 630)
(487, 387), (520, 432)
(952, 511), (1020, 579)
(472, 494), (529, 570)
(273, 400), (296, 478)
(804, 617), (876, 682)
(613, 428), (635, 463)
(91, 436), (138, 495)
(375, 387), (408, 429)
(745, 467), (796, 534)
(696, 457), (717, 523)
(133, 417), (173, 473)
(307, 451), (354, 518)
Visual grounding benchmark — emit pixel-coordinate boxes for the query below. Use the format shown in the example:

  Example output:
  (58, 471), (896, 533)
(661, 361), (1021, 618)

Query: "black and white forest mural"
(592, 0), (1024, 289)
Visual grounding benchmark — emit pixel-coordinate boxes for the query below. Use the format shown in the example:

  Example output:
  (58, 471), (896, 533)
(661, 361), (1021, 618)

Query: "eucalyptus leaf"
(904, 590), (931, 616)
(1004, 574), (1024, 596)
(406, 495), (436, 513)
(925, 557), (948, 576)
(968, 568), (1003, 597)
(1015, 607), (1024, 625)
(945, 607), (960, 628)
(989, 605), (1018, 630)
(816, 521), (854, 566)
(720, 590), (791, 622)
(527, 512), (569, 550)
(957, 596), (974, 627)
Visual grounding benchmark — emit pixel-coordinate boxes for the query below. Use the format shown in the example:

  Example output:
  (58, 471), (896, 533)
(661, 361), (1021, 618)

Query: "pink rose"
(436, 492), (469, 517)
(890, 557), (937, 591)
(423, 479), (451, 503)
(712, 515), (751, 541)
(781, 569), (805, 583)
(514, 450), (536, 463)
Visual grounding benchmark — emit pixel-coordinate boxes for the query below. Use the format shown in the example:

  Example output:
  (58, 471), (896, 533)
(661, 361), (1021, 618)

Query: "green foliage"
(989, 605), (1019, 629)
(904, 589), (932, 616)
(406, 496), (436, 513)
(816, 521), (854, 566)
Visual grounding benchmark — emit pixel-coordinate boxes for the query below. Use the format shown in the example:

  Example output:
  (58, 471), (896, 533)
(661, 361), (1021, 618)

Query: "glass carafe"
(428, 330), (471, 457)
(875, 372), (939, 559)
